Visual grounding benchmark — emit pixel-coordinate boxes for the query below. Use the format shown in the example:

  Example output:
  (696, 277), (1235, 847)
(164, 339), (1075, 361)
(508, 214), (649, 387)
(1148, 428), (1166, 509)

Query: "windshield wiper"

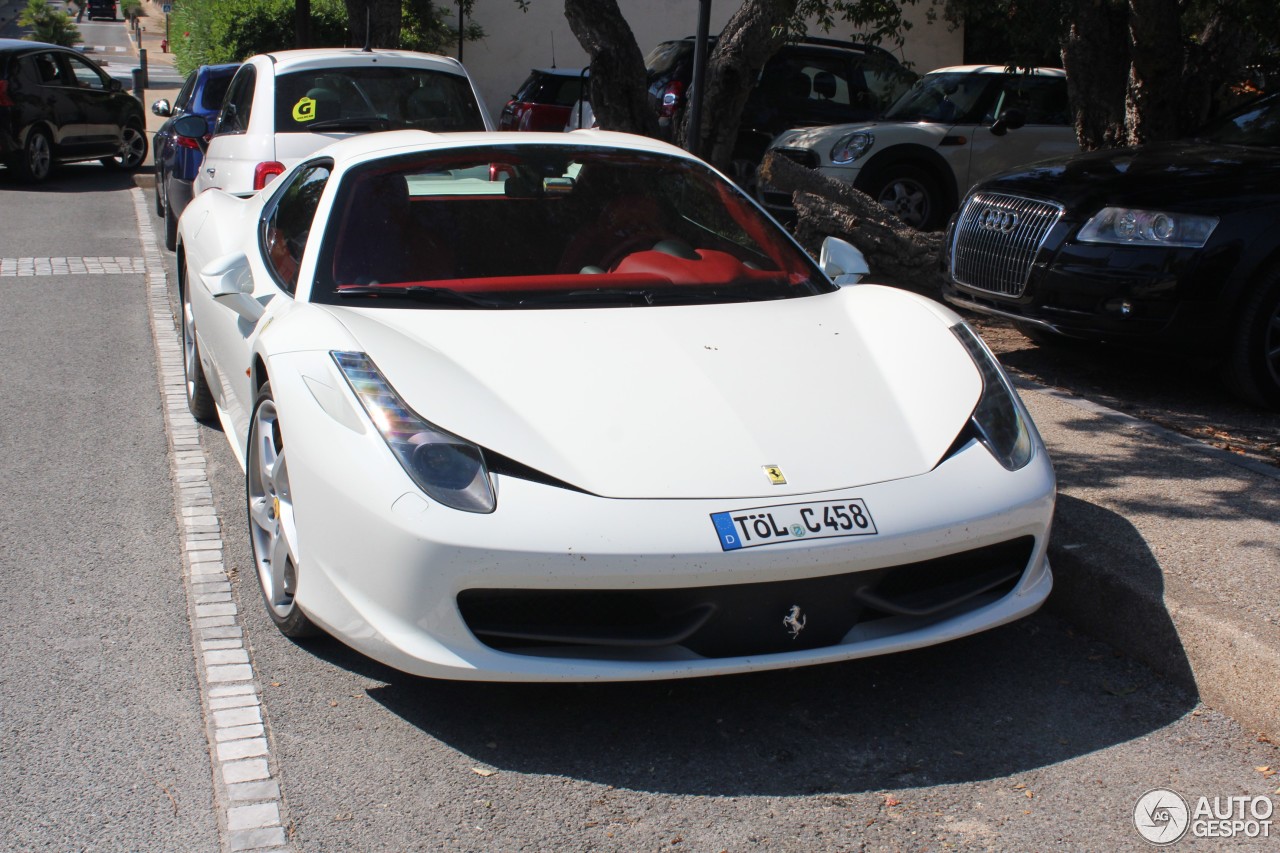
(306, 115), (392, 132)
(336, 285), (500, 308)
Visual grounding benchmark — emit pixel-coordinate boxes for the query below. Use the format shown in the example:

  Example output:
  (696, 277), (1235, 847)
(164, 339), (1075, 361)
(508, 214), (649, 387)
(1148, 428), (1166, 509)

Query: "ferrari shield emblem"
(763, 465), (786, 485)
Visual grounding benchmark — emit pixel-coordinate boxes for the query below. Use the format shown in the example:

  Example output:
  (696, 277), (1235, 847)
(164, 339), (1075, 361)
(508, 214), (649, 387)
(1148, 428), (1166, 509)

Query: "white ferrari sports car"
(174, 126), (1055, 681)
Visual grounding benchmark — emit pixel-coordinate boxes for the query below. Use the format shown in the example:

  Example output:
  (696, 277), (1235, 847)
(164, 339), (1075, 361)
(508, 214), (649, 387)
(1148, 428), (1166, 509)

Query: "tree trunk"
(1124, 0), (1183, 144)
(563, 0), (659, 136)
(681, 0), (797, 169)
(760, 151), (945, 296)
(1059, 0), (1129, 150)
(344, 0), (402, 48)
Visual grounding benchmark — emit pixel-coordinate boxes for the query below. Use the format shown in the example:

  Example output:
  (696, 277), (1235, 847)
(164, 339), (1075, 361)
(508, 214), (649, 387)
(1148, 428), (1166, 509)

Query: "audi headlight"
(333, 351), (496, 513)
(830, 131), (874, 165)
(951, 324), (1034, 471)
(1077, 207), (1218, 248)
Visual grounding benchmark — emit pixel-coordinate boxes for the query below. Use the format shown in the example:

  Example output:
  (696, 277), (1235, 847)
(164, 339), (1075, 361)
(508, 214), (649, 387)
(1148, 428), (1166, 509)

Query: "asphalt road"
(1, 165), (1277, 851)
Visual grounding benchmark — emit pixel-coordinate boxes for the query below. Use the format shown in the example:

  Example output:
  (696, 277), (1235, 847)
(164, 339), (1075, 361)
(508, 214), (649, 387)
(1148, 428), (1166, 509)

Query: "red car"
(498, 67), (586, 132)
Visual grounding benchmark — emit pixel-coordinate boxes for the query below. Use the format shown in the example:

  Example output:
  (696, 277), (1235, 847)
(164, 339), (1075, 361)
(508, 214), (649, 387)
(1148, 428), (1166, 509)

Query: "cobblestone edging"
(130, 189), (293, 853)
(0, 257), (147, 275)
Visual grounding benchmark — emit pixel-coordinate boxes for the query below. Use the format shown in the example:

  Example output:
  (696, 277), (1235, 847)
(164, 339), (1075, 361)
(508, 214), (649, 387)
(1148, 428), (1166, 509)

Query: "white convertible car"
(174, 126), (1055, 681)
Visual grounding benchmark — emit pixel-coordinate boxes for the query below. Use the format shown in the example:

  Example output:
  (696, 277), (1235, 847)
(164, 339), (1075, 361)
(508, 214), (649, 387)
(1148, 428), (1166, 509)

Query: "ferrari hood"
(323, 287), (982, 499)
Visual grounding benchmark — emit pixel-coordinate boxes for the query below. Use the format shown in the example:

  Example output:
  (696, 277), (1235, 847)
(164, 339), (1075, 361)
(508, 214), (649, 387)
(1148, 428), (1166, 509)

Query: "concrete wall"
(455, 1), (964, 124)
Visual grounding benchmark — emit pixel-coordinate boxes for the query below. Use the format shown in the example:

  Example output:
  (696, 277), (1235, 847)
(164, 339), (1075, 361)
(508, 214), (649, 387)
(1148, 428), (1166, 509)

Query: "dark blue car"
(152, 63), (238, 249)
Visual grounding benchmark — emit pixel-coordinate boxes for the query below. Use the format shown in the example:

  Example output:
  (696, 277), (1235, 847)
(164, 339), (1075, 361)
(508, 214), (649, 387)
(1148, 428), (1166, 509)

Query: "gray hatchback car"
(0, 38), (147, 182)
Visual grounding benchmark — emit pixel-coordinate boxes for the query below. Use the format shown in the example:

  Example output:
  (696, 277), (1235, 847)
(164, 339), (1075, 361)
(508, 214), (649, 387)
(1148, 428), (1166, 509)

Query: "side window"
(64, 54), (108, 91)
(260, 162), (331, 294)
(216, 66), (256, 135)
(31, 52), (69, 86)
(992, 76), (1072, 126)
(173, 73), (197, 113)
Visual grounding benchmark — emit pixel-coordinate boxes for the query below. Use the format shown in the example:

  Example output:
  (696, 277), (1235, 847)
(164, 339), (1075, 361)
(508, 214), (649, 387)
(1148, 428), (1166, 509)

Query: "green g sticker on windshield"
(293, 96), (317, 122)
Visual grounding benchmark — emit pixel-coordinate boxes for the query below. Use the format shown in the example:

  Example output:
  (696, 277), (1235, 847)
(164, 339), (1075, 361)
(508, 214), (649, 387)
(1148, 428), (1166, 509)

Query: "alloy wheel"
(247, 397), (300, 620)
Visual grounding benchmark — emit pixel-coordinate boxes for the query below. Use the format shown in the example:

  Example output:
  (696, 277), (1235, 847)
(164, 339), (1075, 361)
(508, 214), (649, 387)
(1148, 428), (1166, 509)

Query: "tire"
(101, 121), (147, 171)
(1225, 267), (1280, 409)
(154, 164), (165, 217)
(13, 127), (53, 183)
(180, 262), (216, 421)
(865, 164), (947, 231)
(163, 184), (178, 251)
(247, 382), (318, 638)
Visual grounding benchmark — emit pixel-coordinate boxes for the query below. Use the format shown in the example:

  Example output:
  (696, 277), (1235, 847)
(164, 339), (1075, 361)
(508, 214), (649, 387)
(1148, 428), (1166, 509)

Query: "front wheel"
(247, 383), (317, 638)
(180, 263), (216, 420)
(1225, 268), (1280, 409)
(102, 122), (147, 171)
(865, 164), (947, 231)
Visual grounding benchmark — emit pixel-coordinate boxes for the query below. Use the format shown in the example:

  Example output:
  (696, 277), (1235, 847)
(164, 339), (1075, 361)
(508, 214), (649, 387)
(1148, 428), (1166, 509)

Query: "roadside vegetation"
(17, 0), (80, 46)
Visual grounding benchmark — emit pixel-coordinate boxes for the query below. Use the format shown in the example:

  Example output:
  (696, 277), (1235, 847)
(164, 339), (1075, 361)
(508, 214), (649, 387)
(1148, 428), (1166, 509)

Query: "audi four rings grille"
(950, 193), (1064, 297)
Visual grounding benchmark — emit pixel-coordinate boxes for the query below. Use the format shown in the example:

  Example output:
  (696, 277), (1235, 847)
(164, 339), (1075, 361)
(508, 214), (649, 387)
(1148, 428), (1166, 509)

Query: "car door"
(25, 51), (85, 152)
(196, 160), (332, 444)
(157, 71), (197, 179)
(62, 51), (122, 156)
(199, 64), (263, 195)
(965, 75), (1078, 194)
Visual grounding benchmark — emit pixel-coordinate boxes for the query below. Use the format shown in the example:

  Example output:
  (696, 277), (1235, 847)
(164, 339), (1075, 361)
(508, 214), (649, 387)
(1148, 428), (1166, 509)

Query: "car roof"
(531, 67), (587, 77)
(0, 38), (70, 53)
(924, 65), (1066, 77)
(255, 48), (468, 76)
(314, 129), (698, 172)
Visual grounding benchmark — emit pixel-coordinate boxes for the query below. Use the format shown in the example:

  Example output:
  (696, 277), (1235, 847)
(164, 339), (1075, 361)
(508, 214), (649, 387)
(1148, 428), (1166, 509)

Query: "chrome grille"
(950, 193), (1064, 297)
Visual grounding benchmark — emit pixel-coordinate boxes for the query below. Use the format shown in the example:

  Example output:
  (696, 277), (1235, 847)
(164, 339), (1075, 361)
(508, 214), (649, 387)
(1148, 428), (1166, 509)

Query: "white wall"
(455, 1), (964, 123)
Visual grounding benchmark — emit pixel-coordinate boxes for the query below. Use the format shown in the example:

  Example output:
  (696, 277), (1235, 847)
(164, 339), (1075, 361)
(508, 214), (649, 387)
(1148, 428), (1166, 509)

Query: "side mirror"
(199, 252), (264, 322)
(108, 77), (123, 93)
(990, 107), (1026, 137)
(172, 113), (209, 153)
(820, 236), (870, 286)
(151, 98), (172, 117)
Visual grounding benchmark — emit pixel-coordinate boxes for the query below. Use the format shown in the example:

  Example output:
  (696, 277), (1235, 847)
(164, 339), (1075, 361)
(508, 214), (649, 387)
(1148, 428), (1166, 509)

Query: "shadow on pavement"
(297, 594), (1194, 796)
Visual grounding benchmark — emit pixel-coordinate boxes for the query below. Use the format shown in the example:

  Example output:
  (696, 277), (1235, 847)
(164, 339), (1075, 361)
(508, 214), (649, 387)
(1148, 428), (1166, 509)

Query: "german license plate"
(710, 499), (877, 551)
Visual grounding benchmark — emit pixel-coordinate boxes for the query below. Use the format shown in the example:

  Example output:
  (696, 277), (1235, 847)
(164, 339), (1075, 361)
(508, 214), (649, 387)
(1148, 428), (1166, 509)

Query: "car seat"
(333, 173), (452, 284)
(812, 71), (838, 100)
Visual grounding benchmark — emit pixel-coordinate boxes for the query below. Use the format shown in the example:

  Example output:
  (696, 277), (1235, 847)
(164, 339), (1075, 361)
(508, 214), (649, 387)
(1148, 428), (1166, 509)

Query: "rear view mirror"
(151, 98), (172, 117)
(990, 108), (1026, 137)
(820, 236), (870, 285)
(172, 113), (209, 152)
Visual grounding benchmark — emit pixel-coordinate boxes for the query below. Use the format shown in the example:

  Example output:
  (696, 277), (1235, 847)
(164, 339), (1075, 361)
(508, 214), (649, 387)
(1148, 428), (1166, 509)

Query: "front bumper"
(269, 351), (1055, 682)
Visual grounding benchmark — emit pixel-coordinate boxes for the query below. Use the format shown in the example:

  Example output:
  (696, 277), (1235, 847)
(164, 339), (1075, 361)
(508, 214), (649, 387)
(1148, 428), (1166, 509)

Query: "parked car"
(498, 67), (586, 131)
(942, 91), (1280, 409)
(0, 38), (146, 182)
(193, 48), (491, 197)
(764, 66), (1078, 230)
(645, 36), (917, 190)
(174, 127), (1054, 681)
(86, 0), (117, 21)
(152, 63), (238, 250)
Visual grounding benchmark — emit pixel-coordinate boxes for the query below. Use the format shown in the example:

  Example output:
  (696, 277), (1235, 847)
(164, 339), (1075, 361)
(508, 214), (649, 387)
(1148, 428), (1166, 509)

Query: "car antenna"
(550, 31), (556, 68)
(362, 5), (372, 52)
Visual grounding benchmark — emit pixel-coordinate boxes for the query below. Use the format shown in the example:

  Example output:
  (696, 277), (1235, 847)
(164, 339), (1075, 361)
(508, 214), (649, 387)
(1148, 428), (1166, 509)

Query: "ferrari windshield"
(312, 144), (831, 309)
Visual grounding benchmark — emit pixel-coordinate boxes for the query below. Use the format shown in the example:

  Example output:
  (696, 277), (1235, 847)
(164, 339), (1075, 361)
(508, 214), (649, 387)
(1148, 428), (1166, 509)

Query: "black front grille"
(457, 537), (1035, 659)
(950, 192), (1063, 297)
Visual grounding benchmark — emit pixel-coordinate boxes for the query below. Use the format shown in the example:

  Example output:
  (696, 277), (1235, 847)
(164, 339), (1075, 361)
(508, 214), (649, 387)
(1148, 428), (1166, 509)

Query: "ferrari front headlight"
(1077, 207), (1218, 248)
(830, 131), (874, 165)
(332, 351), (496, 513)
(951, 323), (1034, 471)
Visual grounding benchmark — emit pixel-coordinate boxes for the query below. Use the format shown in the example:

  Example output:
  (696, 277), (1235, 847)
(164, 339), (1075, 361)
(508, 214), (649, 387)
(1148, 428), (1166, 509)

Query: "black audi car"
(942, 92), (1280, 409)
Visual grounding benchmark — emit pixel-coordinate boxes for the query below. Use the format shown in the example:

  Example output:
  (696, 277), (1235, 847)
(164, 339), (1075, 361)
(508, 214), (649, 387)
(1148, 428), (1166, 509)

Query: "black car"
(86, 0), (117, 21)
(644, 36), (916, 189)
(942, 92), (1280, 408)
(0, 39), (147, 182)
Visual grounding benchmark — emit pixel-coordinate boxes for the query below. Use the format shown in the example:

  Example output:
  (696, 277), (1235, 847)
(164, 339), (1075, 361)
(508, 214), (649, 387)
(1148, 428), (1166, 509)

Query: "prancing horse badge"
(763, 465), (786, 485)
(783, 605), (806, 639)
